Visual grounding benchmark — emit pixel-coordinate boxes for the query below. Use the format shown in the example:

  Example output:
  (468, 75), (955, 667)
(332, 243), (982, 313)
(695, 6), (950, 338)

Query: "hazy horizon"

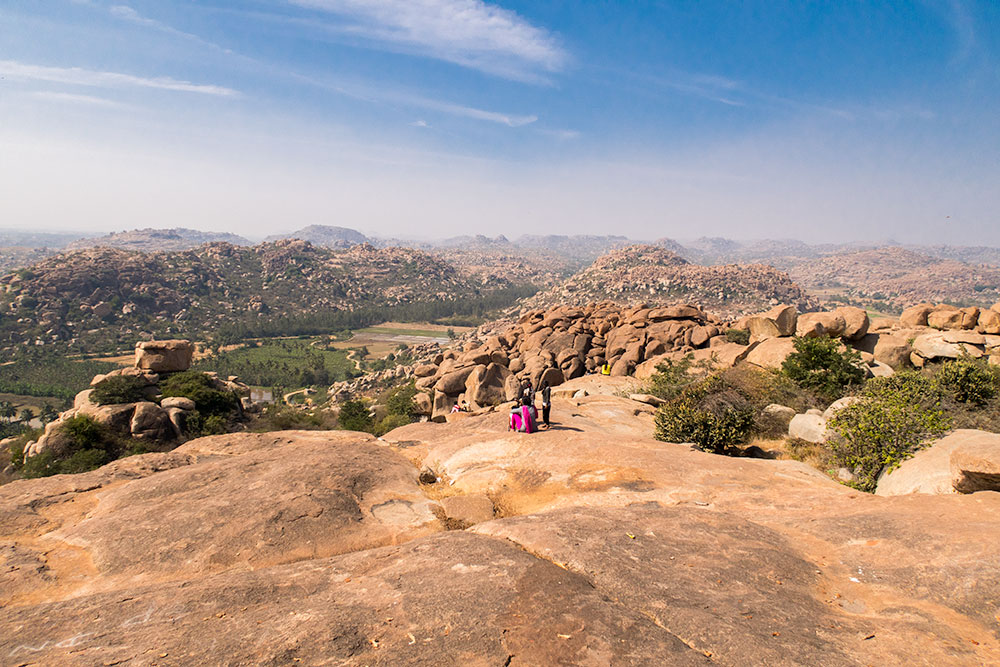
(2, 1), (998, 245)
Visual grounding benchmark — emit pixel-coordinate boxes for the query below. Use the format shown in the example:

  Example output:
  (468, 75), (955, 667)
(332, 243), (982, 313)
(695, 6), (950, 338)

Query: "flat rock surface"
(1, 431), (440, 606)
(3, 400), (1000, 664)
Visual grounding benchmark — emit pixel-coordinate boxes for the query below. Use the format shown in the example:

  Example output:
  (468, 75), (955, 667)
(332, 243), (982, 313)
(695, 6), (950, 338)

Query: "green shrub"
(20, 415), (117, 478)
(938, 357), (998, 406)
(373, 413), (412, 437)
(653, 375), (756, 454)
(384, 381), (418, 417)
(252, 404), (337, 431)
(782, 336), (866, 400)
(645, 355), (705, 401)
(160, 371), (238, 416)
(725, 328), (751, 345)
(827, 372), (950, 492)
(338, 400), (374, 432)
(91, 375), (147, 405)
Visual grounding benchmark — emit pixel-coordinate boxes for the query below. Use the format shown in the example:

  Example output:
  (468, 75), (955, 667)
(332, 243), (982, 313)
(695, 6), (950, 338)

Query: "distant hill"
(525, 244), (815, 316)
(266, 225), (370, 248)
(67, 228), (251, 252)
(0, 241), (529, 354)
(0, 229), (87, 248)
(788, 246), (1000, 310)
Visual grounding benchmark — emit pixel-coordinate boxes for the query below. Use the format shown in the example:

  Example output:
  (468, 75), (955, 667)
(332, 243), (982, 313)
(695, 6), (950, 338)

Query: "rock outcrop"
(135, 339), (194, 372)
(876, 430), (1000, 496)
(3, 391), (1000, 663)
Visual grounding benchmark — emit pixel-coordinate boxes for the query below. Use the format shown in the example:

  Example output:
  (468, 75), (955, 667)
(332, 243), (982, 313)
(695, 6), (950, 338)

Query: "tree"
(40, 404), (59, 424)
(19, 408), (34, 423)
(782, 336), (866, 400)
(338, 400), (374, 432)
(0, 402), (15, 423)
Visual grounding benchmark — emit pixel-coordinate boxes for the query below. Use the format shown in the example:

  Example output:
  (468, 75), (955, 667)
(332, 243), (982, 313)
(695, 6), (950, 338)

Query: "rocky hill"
(0, 241), (520, 353)
(2, 392), (999, 663)
(526, 245), (814, 316)
(0, 247), (60, 276)
(66, 227), (251, 252)
(788, 246), (1000, 310)
(266, 224), (371, 248)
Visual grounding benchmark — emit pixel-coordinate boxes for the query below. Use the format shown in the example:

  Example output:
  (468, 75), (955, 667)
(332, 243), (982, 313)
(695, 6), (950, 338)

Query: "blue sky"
(1, 0), (998, 243)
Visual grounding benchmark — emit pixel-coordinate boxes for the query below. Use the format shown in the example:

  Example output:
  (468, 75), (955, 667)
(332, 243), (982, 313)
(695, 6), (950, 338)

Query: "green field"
(354, 327), (449, 338)
(0, 356), (119, 400)
(193, 337), (359, 389)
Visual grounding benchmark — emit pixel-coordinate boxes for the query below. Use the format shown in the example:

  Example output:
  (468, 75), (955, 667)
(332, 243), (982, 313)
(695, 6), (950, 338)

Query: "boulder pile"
(396, 301), (1000, 422)
(408, 302), (726, 421)
(21, 340), (251, 462)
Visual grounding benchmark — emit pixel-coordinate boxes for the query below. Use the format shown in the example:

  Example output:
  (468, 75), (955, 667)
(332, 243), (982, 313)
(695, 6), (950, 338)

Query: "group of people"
(508, 379), (552, 433)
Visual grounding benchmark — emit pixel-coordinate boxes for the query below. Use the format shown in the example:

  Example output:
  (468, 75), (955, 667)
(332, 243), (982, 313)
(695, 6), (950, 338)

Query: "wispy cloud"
(109, 5), (233, 54)
(410, 119), (430, 128)
(0, 60), (238, 96)
(23, 90), (127, 109)
(286, 69), (537, 127)
(287, 0), (568, 82)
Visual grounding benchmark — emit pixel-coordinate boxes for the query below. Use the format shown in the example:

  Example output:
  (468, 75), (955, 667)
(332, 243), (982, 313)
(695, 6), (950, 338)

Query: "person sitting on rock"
(601, 361), (612, 375)
(508, 401), (523, 432)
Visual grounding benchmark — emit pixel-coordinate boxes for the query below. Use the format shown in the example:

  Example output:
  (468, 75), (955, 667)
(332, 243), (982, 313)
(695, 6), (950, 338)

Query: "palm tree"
(19, 408), (34, 423)
(0, 402), (15, 423)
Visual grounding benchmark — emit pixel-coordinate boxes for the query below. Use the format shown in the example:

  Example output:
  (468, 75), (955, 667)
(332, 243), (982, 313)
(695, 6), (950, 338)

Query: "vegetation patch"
(193, 338), (358, 390)
(91, 375), (147, 405)
(18, 415), (148, 479)
(781, 336), (866, 401)
(0, 353), (118, 400)
(827, 373), (950, 492)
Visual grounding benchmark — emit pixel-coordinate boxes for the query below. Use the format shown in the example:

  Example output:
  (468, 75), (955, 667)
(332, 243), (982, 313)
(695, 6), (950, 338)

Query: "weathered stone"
(795, 312), (846, 338)
(431, 390), (456, 423)
(464, 363), (511, 409)
(822, 396), (862, 421)
(629, 393), (666, 407)
(161, 396), (196, 411)
(439, 494), (495, 525)
(413, 364), (437, 378)
(912, 332), (983, 360)
(871, 334), (912, 369)
(950, 434), (1000, 493)
(744, 337), (796, 369)
(746, 316), (781, 342)
(414, 391), (433, 416)
(130, 402), (173, 440)
(959, 306), (980, 330)
(899, 303), (934, 327)
(977, 308), (1000, 335)
(834, 306), (869, 341)
(537, 366), (565, 388)
(760, 404), (796, 432)
(765, 305), (798, 336)
(788, 413), (828, 444)
(135, 339), (194, 372)
(689, 325), (715, 348)
(648, 304), (705, 321)
(435, 366), (477, 395)
(943, 330), (986, 345)
(927, 307), (963, 330)
(875, 430), (1000, 496)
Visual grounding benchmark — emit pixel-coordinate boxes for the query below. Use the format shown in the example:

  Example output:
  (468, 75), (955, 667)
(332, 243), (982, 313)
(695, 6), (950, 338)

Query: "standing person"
(521, 380), (534, 407)
(540, 380), (552, 428)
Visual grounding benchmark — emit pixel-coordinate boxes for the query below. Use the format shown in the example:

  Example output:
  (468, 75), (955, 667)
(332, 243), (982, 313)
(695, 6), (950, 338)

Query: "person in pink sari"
(520, 404), (536, 433)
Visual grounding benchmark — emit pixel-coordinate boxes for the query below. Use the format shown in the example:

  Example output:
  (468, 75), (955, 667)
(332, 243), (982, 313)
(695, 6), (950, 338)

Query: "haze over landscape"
(6, 3), (1000, 665)
(2, 0), (999, 242)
